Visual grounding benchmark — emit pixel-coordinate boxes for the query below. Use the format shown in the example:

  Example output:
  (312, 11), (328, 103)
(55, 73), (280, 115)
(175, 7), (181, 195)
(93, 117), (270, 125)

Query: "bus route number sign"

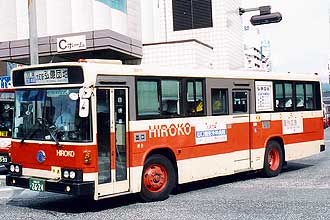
(24, 68), (69, 85)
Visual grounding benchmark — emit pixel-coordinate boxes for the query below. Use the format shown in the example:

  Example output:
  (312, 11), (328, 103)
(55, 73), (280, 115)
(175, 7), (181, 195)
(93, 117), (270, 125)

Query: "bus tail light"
(83, 150), (92, 164)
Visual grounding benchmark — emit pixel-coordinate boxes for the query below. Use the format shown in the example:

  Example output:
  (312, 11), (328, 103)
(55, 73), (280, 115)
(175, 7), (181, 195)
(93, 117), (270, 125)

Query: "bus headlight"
(69, 171), (76, 179)
(10, 164), (15, 172)
(63, 170), (69, 179)
(61, 169), (82, 182)
(15, 165), (20, 173)
(8, 163), (22, 176)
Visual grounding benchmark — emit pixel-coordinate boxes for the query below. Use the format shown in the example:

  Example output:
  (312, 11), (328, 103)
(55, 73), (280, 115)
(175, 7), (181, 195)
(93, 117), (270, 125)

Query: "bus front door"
(96, 88), (129, 198)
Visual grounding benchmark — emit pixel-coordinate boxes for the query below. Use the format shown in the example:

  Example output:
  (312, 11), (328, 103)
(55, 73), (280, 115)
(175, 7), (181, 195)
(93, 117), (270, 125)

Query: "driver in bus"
(54, 108), (76, 131)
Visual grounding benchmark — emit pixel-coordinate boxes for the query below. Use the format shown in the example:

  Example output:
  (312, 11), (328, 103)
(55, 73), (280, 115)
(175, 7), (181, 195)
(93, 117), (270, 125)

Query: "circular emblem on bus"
(36, 150), (46, 163)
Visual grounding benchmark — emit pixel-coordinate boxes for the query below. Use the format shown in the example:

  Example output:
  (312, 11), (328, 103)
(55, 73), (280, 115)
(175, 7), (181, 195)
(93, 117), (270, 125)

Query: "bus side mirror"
(79, 98), (89, 117)
(250, 12), (282, 26)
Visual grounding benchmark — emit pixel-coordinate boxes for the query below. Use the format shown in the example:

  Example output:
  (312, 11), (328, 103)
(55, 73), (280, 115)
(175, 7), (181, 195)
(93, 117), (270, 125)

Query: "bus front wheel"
(140, 154), (176, 202)
(262, 140), (283, 177)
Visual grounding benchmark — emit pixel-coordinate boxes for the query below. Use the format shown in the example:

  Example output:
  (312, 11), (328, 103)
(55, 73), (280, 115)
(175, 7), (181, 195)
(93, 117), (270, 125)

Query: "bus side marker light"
(83, 150), (92, 164)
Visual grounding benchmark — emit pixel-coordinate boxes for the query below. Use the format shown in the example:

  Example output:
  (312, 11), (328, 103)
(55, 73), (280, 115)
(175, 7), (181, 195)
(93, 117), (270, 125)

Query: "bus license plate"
(29, 179), (45, 192)
(0, 155), (8, 163)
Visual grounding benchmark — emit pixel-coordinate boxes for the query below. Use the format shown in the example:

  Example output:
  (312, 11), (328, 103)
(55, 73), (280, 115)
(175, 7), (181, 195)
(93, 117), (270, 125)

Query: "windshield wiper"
(36, 118), (62, 147)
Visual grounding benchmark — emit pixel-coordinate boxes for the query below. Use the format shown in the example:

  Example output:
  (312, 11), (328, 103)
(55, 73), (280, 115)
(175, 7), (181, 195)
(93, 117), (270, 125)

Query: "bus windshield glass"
(13, 88), (92, 142)
(0, 91), (14, 138)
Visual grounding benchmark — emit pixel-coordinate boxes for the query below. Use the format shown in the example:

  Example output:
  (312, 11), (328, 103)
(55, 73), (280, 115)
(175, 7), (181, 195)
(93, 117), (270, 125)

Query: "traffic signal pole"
(28, 0), (39, 65)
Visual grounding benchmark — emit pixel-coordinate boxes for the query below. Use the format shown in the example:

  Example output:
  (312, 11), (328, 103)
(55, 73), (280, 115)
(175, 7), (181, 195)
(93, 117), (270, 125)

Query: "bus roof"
(12, 60), (321, 88)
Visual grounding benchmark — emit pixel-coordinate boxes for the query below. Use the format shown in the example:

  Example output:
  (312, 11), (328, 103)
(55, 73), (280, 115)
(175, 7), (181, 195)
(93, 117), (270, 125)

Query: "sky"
(242, 0), (330, 82)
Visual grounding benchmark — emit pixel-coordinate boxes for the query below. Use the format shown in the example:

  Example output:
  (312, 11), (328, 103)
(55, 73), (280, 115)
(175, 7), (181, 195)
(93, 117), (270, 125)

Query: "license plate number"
(0, 155), (8, 163)
(29, 179), (45, 192)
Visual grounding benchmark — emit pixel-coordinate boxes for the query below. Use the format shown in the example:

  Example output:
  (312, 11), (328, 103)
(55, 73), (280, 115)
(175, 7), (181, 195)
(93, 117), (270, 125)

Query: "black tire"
(262, 140), (283, 177)
(140, 154), (176, 202)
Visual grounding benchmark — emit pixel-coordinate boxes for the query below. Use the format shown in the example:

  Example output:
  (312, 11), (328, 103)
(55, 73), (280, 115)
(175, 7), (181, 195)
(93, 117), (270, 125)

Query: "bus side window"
(211, 89), (228, 115)
(186, 80), (205, 115)
(305, 83), (314, 110)
(161, 80), (180, 116)
(274, 82), (284, 110)
(232, 91), (248, 113)
(137, 80), (160, 118)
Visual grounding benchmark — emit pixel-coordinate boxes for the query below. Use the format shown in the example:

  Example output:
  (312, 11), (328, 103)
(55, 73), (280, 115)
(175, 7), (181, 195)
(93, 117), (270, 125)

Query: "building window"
(172, 0), (213, 31)
(96, 0), (127, 13)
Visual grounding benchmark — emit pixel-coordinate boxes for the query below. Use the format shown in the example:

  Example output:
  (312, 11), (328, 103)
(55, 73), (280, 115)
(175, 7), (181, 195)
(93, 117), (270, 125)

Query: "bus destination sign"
(24, 68), (69, 85)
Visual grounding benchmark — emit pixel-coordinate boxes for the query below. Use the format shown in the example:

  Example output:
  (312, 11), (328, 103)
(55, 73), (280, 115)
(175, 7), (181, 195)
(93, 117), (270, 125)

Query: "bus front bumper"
(6, 175), (94, 196)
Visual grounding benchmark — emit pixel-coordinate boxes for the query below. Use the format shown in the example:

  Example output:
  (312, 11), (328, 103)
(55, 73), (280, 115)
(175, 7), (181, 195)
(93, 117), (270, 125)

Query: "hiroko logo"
(148, 123), (192, 138)
(56, 150), (75, 157)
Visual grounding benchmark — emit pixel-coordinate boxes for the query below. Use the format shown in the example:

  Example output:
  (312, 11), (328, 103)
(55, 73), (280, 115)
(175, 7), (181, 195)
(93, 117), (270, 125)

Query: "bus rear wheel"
(262, 140), (283, 177)
(140, 154), (176, 202)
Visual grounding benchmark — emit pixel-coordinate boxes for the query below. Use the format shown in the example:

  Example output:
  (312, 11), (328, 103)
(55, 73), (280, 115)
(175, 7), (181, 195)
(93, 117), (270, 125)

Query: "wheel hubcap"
(268, 148), (280, 171)
(143, 164), (168, 192)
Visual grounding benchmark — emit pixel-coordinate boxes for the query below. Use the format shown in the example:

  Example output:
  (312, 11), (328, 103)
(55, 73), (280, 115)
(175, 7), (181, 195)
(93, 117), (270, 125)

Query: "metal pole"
(28, 0), (39, 65)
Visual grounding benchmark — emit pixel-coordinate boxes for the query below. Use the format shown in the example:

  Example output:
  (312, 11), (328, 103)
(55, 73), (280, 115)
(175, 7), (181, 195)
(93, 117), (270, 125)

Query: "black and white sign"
(57, 35), (86, 52)
(24, 68), (69, 85)
(255, 81), (273, 112)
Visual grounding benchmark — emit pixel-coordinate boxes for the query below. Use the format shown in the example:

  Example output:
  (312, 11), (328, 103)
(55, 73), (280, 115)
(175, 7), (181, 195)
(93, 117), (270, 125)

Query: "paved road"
(0, 129), (330, 219)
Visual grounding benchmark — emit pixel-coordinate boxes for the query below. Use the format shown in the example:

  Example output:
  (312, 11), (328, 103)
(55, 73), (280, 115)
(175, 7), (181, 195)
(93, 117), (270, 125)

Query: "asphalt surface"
(0, 128), (330, 219)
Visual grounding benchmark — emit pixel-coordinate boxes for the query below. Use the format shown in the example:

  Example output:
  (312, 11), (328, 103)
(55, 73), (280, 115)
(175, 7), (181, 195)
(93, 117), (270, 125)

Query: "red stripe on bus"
(11, 142), (98, 172)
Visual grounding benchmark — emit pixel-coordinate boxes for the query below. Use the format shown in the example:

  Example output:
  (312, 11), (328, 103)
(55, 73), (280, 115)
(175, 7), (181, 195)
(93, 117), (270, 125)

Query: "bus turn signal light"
(83, 151), (92, 164)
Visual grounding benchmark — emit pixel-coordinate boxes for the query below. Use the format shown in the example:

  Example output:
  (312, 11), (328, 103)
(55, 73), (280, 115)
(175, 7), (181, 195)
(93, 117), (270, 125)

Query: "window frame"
(136, 77), (206, 120)
(184, 78), (206, 117)
(273, 80), (321, 112)
(232, 90), (249, 114)
(172, 0), (213, 31)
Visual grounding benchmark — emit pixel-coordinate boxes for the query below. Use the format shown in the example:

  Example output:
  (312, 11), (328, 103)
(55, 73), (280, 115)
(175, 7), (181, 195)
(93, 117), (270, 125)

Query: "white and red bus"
(0, 88), (14, 171)
(6, 60), (324, 201)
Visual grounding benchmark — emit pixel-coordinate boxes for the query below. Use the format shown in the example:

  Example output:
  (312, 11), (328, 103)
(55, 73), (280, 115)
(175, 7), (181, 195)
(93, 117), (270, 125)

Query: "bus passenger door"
(232, 90), (251, 171)
(96, 88), (129, 197)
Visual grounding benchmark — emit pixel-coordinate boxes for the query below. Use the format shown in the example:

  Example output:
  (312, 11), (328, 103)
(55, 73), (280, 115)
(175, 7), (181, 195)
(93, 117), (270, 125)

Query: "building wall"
(0, 0), (141, 42)
(143, 40), (213, 69)
(141, 0), (245, 70)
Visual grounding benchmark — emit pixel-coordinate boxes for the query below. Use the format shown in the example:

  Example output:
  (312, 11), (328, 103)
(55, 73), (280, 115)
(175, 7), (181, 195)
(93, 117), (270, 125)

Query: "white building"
(242, 16), (271, 72)
(0, 0), (142, 65)
(0, 0), (252, 74)
(141, 0), (245, 70)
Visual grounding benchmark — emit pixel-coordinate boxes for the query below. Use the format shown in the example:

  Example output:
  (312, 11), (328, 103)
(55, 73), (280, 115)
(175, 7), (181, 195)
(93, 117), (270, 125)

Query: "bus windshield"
(0, 91), (14, 138)
(13, 88), (92, 142)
